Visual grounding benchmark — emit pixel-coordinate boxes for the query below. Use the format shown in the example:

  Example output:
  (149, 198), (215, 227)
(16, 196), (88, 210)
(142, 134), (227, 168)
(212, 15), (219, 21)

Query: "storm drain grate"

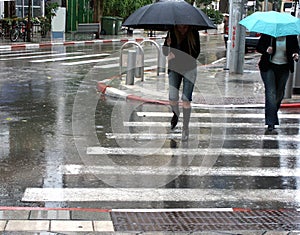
(111, 210), (300, 232)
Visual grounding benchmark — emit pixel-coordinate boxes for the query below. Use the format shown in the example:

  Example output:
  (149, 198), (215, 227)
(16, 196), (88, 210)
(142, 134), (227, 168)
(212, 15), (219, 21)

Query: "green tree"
(103, 0), (152, 19)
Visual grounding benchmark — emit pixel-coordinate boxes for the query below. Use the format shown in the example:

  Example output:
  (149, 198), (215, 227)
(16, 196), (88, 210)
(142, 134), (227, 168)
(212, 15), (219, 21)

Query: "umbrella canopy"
(239, 11), (300, 37)
(122, 0), (216, 31)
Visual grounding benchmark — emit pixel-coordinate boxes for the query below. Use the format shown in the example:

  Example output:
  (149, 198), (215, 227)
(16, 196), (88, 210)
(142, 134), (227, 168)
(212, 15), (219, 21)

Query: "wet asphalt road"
(1, 34), (300, 210)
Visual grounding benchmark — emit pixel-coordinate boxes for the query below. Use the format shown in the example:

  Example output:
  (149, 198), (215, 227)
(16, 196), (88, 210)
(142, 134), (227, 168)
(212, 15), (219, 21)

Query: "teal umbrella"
(239, 11), (300, 37)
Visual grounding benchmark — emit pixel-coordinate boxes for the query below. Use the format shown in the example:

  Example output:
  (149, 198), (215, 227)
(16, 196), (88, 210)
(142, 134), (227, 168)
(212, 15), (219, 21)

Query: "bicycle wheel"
(10, 28), (20, 42)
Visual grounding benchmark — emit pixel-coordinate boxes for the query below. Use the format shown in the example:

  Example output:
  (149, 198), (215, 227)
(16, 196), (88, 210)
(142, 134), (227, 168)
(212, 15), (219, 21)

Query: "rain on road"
(1, 34), (300, 210)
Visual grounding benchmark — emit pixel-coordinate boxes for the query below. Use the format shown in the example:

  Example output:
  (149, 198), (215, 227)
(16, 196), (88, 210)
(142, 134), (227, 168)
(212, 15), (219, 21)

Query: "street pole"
(225, 0), (246, 74)
(264, 0), (268, 11)
(225, 0), (233, 70)
(26, 0), (32, 42)
(291, 0), (300, 95)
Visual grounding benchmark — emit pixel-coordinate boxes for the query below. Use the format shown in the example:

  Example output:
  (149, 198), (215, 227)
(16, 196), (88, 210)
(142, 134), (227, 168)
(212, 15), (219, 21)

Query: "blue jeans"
(260, 63), (289, 125)
(168, 69), (197, 102)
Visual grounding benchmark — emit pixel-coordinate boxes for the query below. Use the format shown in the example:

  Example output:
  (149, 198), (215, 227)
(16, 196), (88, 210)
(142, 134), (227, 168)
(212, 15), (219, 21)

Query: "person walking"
(162, 25), (200, 141)
(256, 34), (299, 131)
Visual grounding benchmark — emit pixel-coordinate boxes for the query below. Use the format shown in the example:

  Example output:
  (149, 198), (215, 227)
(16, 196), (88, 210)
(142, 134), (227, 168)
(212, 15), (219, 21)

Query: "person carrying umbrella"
(239, 11), (300, 132)
(256, 34), (299, 132)
(162, 25), (200, 141)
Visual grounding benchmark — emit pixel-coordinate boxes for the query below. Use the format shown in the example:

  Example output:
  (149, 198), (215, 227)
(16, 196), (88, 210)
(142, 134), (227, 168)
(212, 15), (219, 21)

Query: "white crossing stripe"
(105, 133), (300, 141)
(61, 56), (119, 65)
(22, 188), (300, 202)
(0, 52), (84, 61)
(30, 53), (110, 63)
(95, 58), (157, 69)
(136, 111), (300, 119)
(87, 147), (300, 156)
(122, 121), (300, 128)
(60, 164), (300, 177)
(112, 208), (234, 212)
(0, 51), (52, 58)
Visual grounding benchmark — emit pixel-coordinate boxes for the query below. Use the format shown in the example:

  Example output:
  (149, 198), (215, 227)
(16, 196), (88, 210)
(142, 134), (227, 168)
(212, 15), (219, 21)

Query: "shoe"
(267, 125), (275, 131)
(170, 139), (177, 148)
(182, 129), (189, 142)
(170, 113), (178, 130)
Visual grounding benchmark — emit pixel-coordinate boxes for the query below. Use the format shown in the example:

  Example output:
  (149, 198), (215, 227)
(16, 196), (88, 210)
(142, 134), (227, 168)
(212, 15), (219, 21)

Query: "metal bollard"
(126, 50), (136, 85)
(158, 50), (166, 74)
(135, 47), (143, 78)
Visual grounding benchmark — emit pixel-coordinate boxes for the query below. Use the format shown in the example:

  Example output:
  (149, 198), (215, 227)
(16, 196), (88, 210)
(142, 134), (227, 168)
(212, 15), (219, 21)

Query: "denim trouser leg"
(260, 64), (289, 125)
(168, 69), (197, 102)
(168, 71), (182, 101)
(182, 68), (197, 101)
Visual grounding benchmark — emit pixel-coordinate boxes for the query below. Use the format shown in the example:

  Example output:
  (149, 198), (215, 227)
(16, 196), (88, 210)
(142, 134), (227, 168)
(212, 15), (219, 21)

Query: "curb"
(0, 31), (219, 51)
(281, 102), (300, 108)
(0, 206), (297, 213)
(98, 82), (300, 108)
(97, 82), (169, 105)
(0, 36), (164, 51)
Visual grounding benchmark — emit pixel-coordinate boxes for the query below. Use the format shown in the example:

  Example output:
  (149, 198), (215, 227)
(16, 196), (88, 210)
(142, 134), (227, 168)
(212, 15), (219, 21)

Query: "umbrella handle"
(167, 31), (171, 53)
(268, 37), (273, 61)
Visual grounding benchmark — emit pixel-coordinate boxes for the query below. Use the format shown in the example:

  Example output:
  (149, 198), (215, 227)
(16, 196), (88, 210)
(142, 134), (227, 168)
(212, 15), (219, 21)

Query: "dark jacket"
(162, 28), (200, 74)
(256, 34), (299, 73)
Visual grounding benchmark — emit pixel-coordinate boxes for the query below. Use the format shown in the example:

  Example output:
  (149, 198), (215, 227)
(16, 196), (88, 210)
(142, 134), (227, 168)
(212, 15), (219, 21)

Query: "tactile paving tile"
(111, 210), (300, 232)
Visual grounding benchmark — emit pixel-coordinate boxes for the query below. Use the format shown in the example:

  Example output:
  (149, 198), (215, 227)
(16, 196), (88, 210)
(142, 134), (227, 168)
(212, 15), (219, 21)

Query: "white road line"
(136, 112), (300, 119)
(22, 188), (300, 202)
(30, 53), (110, 63)
(86, 147), (300, 156)
(105, 133), (300, 141)
(95, 58), (158, 69)
(60, 164), (300, 177)
(0, 52), (84, 61)
(0, 51), (52, 58)
(111, 208), (234, 212)
(61, 56), (119, 65)
(192, 103), (265, 108)
(122, 121), (300, 128)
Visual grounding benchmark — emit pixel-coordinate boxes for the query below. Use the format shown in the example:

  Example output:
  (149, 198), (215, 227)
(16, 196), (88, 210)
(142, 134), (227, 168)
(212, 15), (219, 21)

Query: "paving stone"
(71, 211), (111, 220)
(51, 220), (93, 232)
(5, 220), (50, 231)
(0, 221), (6, 231)
(94, 221), (114, 232)
(30, 210), (70, 220)
(0, 210), (29, 220)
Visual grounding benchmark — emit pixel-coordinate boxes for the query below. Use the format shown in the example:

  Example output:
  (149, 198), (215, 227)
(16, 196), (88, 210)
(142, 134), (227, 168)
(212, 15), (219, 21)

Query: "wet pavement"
(1, 30), (300, 233)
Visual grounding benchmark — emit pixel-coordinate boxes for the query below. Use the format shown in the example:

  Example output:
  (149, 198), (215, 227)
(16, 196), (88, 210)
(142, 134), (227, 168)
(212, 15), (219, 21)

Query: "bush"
(202, 8), (223, 25)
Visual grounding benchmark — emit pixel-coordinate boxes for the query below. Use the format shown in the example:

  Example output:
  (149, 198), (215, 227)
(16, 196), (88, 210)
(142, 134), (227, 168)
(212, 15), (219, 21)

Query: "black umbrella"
(122, 0), (216, 31)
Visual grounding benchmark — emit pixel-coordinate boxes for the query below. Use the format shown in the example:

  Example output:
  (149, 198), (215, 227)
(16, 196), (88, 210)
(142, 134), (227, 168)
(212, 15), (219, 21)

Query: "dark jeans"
(168, 69), (196, 102)
(260, 63), (290, 125)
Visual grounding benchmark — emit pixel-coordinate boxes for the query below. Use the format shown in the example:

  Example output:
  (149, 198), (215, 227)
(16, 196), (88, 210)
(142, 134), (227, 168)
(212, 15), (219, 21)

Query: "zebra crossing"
(0, 48), (110, 64)
(0, 46), (161, 70)
(22, 106), (300, 208)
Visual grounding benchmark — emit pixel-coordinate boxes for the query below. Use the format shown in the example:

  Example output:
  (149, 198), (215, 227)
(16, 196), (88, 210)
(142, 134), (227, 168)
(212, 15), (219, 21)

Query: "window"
(15, 0), (42, 18)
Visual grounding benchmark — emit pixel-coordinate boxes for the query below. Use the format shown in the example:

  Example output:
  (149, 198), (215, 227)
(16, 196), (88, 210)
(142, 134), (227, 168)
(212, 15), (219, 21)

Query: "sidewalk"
(98, 53), (300, 108)
(0, 206), (299, 233)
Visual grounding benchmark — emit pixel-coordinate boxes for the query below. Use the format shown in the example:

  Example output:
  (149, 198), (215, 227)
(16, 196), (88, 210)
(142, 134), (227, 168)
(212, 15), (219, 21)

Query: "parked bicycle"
(10, 21), (26, 42)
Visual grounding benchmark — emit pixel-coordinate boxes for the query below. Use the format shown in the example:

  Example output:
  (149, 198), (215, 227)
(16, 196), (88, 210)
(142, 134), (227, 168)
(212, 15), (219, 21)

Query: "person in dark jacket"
(256, 34), (299, 131)
(162, 25), (200, 141)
